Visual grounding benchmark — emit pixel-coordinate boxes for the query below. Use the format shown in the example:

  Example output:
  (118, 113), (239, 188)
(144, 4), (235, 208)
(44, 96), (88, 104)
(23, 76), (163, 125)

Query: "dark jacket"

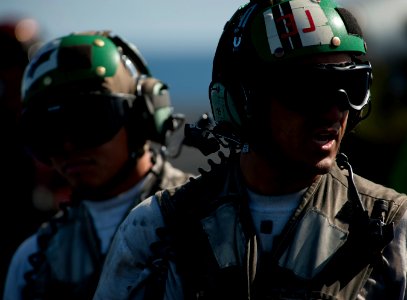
(22, 154), (191, 300)
(94, 155), (407, 300)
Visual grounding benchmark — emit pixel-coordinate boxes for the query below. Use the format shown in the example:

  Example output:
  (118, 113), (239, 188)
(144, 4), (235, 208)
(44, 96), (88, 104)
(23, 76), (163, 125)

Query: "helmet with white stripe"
(20, 31), (177, 163)
(209, 0), (370, 138)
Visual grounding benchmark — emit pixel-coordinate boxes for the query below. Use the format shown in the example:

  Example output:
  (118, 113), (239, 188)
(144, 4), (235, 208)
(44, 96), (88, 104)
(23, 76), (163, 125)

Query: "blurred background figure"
(0, 17), (70, 295)
(3, 30), (193, 300)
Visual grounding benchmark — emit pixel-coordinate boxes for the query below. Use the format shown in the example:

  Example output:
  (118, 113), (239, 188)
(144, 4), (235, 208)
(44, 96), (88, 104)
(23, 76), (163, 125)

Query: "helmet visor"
(20, 93), (136, 159)
(269, 61), (372, 112)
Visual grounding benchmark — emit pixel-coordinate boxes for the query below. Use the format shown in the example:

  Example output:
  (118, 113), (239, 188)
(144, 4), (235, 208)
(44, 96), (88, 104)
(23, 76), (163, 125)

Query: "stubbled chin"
(314, 156), (336, 174)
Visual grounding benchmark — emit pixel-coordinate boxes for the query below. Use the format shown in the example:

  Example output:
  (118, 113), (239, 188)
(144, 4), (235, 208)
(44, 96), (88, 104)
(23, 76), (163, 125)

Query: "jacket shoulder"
(354, 173), (407, 224)
(159, 161), (194, 190)
(331, 164), (407, 224)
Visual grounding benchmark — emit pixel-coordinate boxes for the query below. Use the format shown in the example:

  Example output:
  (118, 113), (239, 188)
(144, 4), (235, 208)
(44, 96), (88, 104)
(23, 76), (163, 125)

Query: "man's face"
(266, 91), (349, 175)
(49, 127), (130, 190)
(258, 53), (355, 175)
(21, 93), (135, 191)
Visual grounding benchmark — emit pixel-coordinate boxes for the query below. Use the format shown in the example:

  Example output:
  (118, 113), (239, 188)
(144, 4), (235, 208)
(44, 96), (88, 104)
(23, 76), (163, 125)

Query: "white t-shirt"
(247, 188), (306, 253)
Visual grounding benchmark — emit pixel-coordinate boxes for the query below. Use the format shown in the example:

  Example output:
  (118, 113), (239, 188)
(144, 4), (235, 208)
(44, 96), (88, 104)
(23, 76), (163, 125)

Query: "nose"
(322, 104), (346, 122)
(312, 90), (349, 123)
(315, 89), (349, 113)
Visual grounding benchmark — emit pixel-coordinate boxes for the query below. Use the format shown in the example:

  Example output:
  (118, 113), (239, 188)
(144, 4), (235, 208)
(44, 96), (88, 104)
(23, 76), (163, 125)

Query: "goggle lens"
(271, 61), (372, 112)
(20, 93), (136, 159)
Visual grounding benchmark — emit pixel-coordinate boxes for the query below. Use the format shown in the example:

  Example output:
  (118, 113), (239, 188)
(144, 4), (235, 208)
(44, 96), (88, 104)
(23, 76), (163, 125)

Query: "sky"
(0, 0), (246, 56)
(1, 0), (406, 56)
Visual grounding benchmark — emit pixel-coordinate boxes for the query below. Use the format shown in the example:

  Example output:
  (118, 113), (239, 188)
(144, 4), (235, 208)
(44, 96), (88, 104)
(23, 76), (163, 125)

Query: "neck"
(240, 150), (317, 195)
(109, 150), (154, 196)
(74, 149), (154, 201)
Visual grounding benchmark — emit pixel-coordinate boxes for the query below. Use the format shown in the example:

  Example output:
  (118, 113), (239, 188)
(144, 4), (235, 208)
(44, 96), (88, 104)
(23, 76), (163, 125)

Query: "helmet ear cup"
(209, 3), (258, 135)
(134, 76), (173, 144)
(209, 81), (242, 129)
(109, 34), (174, 146)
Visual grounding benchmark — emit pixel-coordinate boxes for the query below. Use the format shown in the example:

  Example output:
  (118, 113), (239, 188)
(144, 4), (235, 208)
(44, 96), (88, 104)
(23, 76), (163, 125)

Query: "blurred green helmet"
(22, 31), (147, 102)
(209, 0), (371, 136)
(20, 31), (176, 162)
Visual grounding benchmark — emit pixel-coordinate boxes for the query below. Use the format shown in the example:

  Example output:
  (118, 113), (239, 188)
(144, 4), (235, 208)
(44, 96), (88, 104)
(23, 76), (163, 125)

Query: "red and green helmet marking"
(238, 0), (367, 62)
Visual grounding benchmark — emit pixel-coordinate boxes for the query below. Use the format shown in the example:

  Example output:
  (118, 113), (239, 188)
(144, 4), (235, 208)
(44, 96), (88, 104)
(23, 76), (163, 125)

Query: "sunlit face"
(265, 95), (349, 175)
(49, 127), (130, 190)
(256, 53), (352, 175)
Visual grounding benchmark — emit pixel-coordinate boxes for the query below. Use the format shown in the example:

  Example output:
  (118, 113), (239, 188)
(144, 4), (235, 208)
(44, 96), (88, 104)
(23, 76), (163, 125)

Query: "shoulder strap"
(145, 152), (243, 299)
(22, 206), (70, 299)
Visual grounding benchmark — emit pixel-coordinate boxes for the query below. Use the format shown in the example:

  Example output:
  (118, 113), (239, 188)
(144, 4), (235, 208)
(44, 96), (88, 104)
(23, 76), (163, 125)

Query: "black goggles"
(20, 93), (136, 159)
(268, 61), (372, 112)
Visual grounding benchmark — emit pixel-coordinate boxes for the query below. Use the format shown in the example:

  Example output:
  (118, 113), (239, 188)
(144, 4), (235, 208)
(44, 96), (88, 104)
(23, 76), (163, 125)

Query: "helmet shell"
(22, 33), (134, 103)
(248, 0), (367, 63)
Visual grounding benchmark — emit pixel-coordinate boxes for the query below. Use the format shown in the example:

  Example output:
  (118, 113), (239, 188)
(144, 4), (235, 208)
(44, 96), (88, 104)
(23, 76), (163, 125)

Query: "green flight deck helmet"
(20, 31), (176, 162)
(209, 0), (372, 138)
